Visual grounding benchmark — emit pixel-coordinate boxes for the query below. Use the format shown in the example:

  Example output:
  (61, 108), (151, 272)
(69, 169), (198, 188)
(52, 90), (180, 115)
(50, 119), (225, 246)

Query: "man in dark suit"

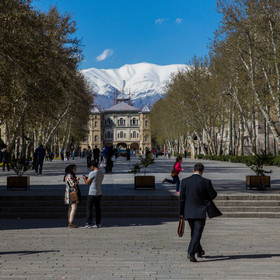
(179, 163), (217, 262)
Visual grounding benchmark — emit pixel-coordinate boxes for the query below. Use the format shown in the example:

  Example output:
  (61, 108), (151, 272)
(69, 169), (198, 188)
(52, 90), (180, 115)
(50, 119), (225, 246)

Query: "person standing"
(86, 146), (92, 168)
(64, 164), (80, 228)
(82, 161), (104, 228)
(93, 145), (100, 164)
(1, 148), (10, 172)
(61, 149), (64, 161)
(179, 163), (217, 262)
(162, 156), (184, 192)
(34, 144), (45, 175)
(105, 146), (114, 173)
(126, 147), (131, 161)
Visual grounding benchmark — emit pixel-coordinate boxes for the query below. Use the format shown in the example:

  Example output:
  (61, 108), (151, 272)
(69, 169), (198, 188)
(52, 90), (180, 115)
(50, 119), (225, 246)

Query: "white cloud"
(96, 49), (113, 61)
(176, 18), (183, 24)
(155, 18), (165, 24)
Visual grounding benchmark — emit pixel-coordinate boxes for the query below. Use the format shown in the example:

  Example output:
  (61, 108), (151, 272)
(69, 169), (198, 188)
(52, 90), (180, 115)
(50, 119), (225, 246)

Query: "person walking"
(179, 163), (218, 262)
(64, 164), (80, 228)
(1, 148), (10, 172)
(34, 144), (45, 175)
(82, 161), (104, 228)
(162, 156), (184, 193)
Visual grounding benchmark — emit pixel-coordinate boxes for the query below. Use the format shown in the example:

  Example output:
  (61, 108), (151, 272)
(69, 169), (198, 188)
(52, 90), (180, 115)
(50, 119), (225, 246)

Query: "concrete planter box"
(134, 176), (155, 190)
(246, 175), (270, 190)
(7, 176), (30, 190)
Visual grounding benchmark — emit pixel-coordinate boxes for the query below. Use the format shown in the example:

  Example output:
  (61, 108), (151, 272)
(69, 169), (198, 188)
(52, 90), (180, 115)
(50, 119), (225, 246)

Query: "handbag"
(177, 218), (185, 237)
(207, 200), (222, 219)
(69, 191), (78, 203)
(100, 158), (107, 168)
(171, 168), (177, 176)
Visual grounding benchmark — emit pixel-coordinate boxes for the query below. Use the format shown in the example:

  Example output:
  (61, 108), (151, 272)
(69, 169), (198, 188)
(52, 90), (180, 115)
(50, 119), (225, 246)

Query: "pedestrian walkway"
(1, 157), (280, 279)
(1, 217), (280, 279)
(1, 155), (280, 196)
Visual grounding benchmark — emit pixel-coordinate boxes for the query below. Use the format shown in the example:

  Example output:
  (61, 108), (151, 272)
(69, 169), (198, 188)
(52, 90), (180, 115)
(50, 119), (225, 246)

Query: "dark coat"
(2, 150), (10, 162)
(180, 174), (217, 219)
(35, 146), (45, 161)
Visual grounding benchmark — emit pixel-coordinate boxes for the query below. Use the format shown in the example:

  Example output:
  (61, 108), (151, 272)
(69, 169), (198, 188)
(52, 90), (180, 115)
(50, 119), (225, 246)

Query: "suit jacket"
(180, 174), (217, 219)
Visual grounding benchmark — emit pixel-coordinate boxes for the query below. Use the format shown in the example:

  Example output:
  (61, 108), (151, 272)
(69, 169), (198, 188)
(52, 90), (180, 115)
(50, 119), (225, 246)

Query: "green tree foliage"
(151, 0), (280, 157)
(0, 0), (93, 156)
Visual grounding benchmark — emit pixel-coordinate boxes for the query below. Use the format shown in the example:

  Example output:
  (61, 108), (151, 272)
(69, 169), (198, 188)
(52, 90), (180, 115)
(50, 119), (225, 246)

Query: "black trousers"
(35, 160), (43, 174)
(187, 219), (205, 256)
(86, 195), (102, 225)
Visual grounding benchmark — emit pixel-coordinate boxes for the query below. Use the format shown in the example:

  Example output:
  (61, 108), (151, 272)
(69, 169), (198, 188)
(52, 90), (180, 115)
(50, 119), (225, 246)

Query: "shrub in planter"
(129, 154), (155, 189)
(7, 157), (32, 190)
(245, 151), (272, 190)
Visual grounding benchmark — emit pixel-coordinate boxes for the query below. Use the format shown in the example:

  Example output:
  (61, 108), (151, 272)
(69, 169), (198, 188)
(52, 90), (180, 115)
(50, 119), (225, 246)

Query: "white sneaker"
(82, 224), (92, 229)
(92, 224), (101, 228)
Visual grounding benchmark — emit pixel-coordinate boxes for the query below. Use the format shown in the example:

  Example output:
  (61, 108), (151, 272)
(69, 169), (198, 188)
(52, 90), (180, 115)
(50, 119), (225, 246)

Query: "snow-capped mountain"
(81, 62), (188, 109)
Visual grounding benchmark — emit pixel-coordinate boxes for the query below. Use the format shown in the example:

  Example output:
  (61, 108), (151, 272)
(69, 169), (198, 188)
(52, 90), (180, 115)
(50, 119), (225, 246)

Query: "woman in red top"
(162, 156), (184, 192)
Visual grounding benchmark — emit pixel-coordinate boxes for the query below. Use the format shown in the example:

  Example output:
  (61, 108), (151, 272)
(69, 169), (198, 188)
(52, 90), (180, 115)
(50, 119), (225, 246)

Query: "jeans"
(166, 175), (180, 191)
(86, 195), (102, 225)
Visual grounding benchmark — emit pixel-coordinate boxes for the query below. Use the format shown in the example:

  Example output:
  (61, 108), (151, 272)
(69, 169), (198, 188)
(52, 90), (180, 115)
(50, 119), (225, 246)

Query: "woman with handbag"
(162, 156), (184, 193)
(64, 164), (80, 228)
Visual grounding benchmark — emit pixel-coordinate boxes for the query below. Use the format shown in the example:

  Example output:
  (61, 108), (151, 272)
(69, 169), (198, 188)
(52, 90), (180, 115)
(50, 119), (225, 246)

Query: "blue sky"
(32, 0), (221, 70)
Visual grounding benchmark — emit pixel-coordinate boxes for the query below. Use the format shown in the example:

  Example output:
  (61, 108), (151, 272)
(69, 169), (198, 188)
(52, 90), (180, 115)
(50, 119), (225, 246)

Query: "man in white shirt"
(83, 161), (104, 228)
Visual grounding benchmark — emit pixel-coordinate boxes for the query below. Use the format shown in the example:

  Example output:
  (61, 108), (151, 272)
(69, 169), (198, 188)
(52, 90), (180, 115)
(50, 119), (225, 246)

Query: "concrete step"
(219, 206), (280, 212)
(216, 200), (280, 206)
(221, 212), (280, 218)
(1, 194), (280, 218)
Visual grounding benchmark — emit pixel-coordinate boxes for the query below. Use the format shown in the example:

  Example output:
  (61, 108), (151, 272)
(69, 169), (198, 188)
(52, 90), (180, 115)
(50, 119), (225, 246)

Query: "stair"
(1, 195), (280, 219)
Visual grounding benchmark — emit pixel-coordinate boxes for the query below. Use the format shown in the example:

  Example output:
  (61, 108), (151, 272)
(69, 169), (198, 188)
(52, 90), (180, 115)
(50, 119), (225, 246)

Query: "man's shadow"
(202, 253), (280, 262)
(0, 250), (60, 256)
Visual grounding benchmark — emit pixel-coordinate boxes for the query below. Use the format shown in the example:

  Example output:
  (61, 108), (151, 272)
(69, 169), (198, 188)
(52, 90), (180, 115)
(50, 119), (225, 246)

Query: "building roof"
(91, 106), (100, 113)
(142, 105), (150, 113)
(105, 101), (140, 112)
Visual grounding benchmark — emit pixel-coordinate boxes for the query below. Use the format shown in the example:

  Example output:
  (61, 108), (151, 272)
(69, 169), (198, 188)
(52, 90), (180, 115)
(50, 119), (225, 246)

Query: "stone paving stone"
(1, 218), (280, 279)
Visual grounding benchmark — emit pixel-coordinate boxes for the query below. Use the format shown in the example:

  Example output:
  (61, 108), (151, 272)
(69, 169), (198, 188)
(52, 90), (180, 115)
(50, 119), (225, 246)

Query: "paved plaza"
(1, 156), (280, 279)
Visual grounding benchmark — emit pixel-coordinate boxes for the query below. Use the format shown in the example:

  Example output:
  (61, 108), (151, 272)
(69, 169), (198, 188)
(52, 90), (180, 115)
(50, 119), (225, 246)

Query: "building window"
(131, 118), (137, 125)
(145, 120), (148, 127)
(137, 133), (139, 138)
(106, 131), (111, 138)
(120, 131), (123, 138)
(132, 131), (136, 138)
(118, 133), (120, 138)
(111, 133), (113, 138)
(95, 121), (98, 127)
(95, 135), (98, 142)
(124, 133), (126, 138)
(119, 118), (125, 126)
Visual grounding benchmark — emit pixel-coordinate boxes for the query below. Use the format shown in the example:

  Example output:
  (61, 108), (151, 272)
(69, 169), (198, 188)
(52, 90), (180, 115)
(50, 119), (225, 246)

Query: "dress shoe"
(187, 254), (197, 262)
(197, 250), (205, 258)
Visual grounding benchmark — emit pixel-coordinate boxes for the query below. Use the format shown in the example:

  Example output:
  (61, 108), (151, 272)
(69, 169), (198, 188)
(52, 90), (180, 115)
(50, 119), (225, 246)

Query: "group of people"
(64, 160), (104, 228)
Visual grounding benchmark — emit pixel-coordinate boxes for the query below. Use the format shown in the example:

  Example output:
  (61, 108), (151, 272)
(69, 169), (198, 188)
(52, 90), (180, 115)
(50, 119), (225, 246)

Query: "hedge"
(194, 154), (280, 167)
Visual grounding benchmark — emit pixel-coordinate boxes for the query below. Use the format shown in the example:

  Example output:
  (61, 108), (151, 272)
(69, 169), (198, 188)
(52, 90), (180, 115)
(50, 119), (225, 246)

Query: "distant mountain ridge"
(81, 62), (187, 109)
